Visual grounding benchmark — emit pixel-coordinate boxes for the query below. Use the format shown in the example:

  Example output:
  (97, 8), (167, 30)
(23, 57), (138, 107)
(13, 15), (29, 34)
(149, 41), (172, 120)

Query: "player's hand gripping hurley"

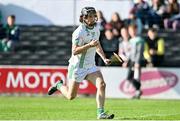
(110, 52), (124, 65)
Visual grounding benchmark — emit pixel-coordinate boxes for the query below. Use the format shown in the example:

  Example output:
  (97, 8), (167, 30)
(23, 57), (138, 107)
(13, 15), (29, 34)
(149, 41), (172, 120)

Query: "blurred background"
(0, 0), (180, 99)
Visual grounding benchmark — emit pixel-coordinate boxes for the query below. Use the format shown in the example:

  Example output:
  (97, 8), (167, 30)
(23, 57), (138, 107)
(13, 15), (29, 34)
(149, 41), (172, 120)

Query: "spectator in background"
(126, 24), (144, 99)
(124, 12), (143, 35)
(168, 13), (180, 30)
(96, 10), (107, 66)
(0, 23), (6, 52)
(149, 0), (166, 28)
(131, 0), (152, 28)
(165, 0), (179, 17)
(118, 27), (131, 67)
(0, 9), (5, 51)
(99, 29), (119, 66)
(164, 0), (180, 29)
(109, 12), (124, 39)
(96, 10), (107, 40)
(144, 28), (165, 67)
(151, 0), (166, 18)
(1, 15), (20, 52)
(0, 9), (2, 24)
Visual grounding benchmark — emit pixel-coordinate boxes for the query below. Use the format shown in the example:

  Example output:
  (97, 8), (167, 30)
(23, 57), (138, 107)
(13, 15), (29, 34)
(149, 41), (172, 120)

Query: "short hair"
(121, 26), (128, 31)
(148, 28), (157, 33)
(128, 24), (137, 30)
(8, 15), (16, 20)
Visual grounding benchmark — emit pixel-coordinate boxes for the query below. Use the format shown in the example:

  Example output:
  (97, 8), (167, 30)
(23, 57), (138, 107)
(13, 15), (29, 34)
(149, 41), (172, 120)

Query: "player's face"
(84, 13), (97, 27)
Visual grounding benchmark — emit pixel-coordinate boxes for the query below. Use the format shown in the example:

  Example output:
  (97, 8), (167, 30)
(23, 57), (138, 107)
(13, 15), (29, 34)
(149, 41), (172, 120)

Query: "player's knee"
(99, 81), (106, 90)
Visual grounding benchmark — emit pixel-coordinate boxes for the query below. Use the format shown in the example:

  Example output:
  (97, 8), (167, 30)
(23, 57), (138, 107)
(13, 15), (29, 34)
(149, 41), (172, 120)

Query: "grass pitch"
(0, 96), (180, 120)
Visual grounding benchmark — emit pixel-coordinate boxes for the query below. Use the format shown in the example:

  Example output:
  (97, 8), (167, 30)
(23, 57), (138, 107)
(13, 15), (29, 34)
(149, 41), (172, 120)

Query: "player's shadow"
(0, 3), (52, 25)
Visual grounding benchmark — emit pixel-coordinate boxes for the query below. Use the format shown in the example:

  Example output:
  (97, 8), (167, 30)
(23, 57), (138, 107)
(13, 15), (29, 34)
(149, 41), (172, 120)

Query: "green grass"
(0, 96), (180, 120)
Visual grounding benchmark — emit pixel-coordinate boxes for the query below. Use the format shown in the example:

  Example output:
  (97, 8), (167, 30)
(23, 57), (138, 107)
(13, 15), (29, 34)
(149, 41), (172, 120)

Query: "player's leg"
(58, 80), (79, 100)
(86, 70), (114, 119)
(48, 80), (79, 100)
(86, 71), (105, 109)
(48, 64), (80, 100)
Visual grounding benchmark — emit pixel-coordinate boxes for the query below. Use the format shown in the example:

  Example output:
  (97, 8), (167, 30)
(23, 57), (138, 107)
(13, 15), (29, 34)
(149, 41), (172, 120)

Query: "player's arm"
(72, 40), (98, 55)
(72, 44), (90, 55)
(96, 41), (111, 65)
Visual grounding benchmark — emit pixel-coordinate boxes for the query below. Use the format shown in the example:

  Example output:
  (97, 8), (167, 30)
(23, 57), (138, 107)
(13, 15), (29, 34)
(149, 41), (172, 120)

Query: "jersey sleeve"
(72, 29), (83, 46)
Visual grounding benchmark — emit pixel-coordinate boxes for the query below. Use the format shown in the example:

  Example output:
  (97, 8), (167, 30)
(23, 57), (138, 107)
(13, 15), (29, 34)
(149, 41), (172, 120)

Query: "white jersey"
(69, 24), (100, 69)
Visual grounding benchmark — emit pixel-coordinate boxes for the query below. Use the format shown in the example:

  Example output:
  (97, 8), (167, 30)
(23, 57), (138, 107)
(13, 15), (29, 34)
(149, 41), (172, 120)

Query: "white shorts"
(67, 65), (99, 83)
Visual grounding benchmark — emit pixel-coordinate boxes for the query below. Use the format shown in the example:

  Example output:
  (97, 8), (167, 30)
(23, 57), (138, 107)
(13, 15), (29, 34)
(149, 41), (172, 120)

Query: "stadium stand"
(0, 25), (73, 65)
(0, 25), (180, 67)
(159, 29), (180, 67)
